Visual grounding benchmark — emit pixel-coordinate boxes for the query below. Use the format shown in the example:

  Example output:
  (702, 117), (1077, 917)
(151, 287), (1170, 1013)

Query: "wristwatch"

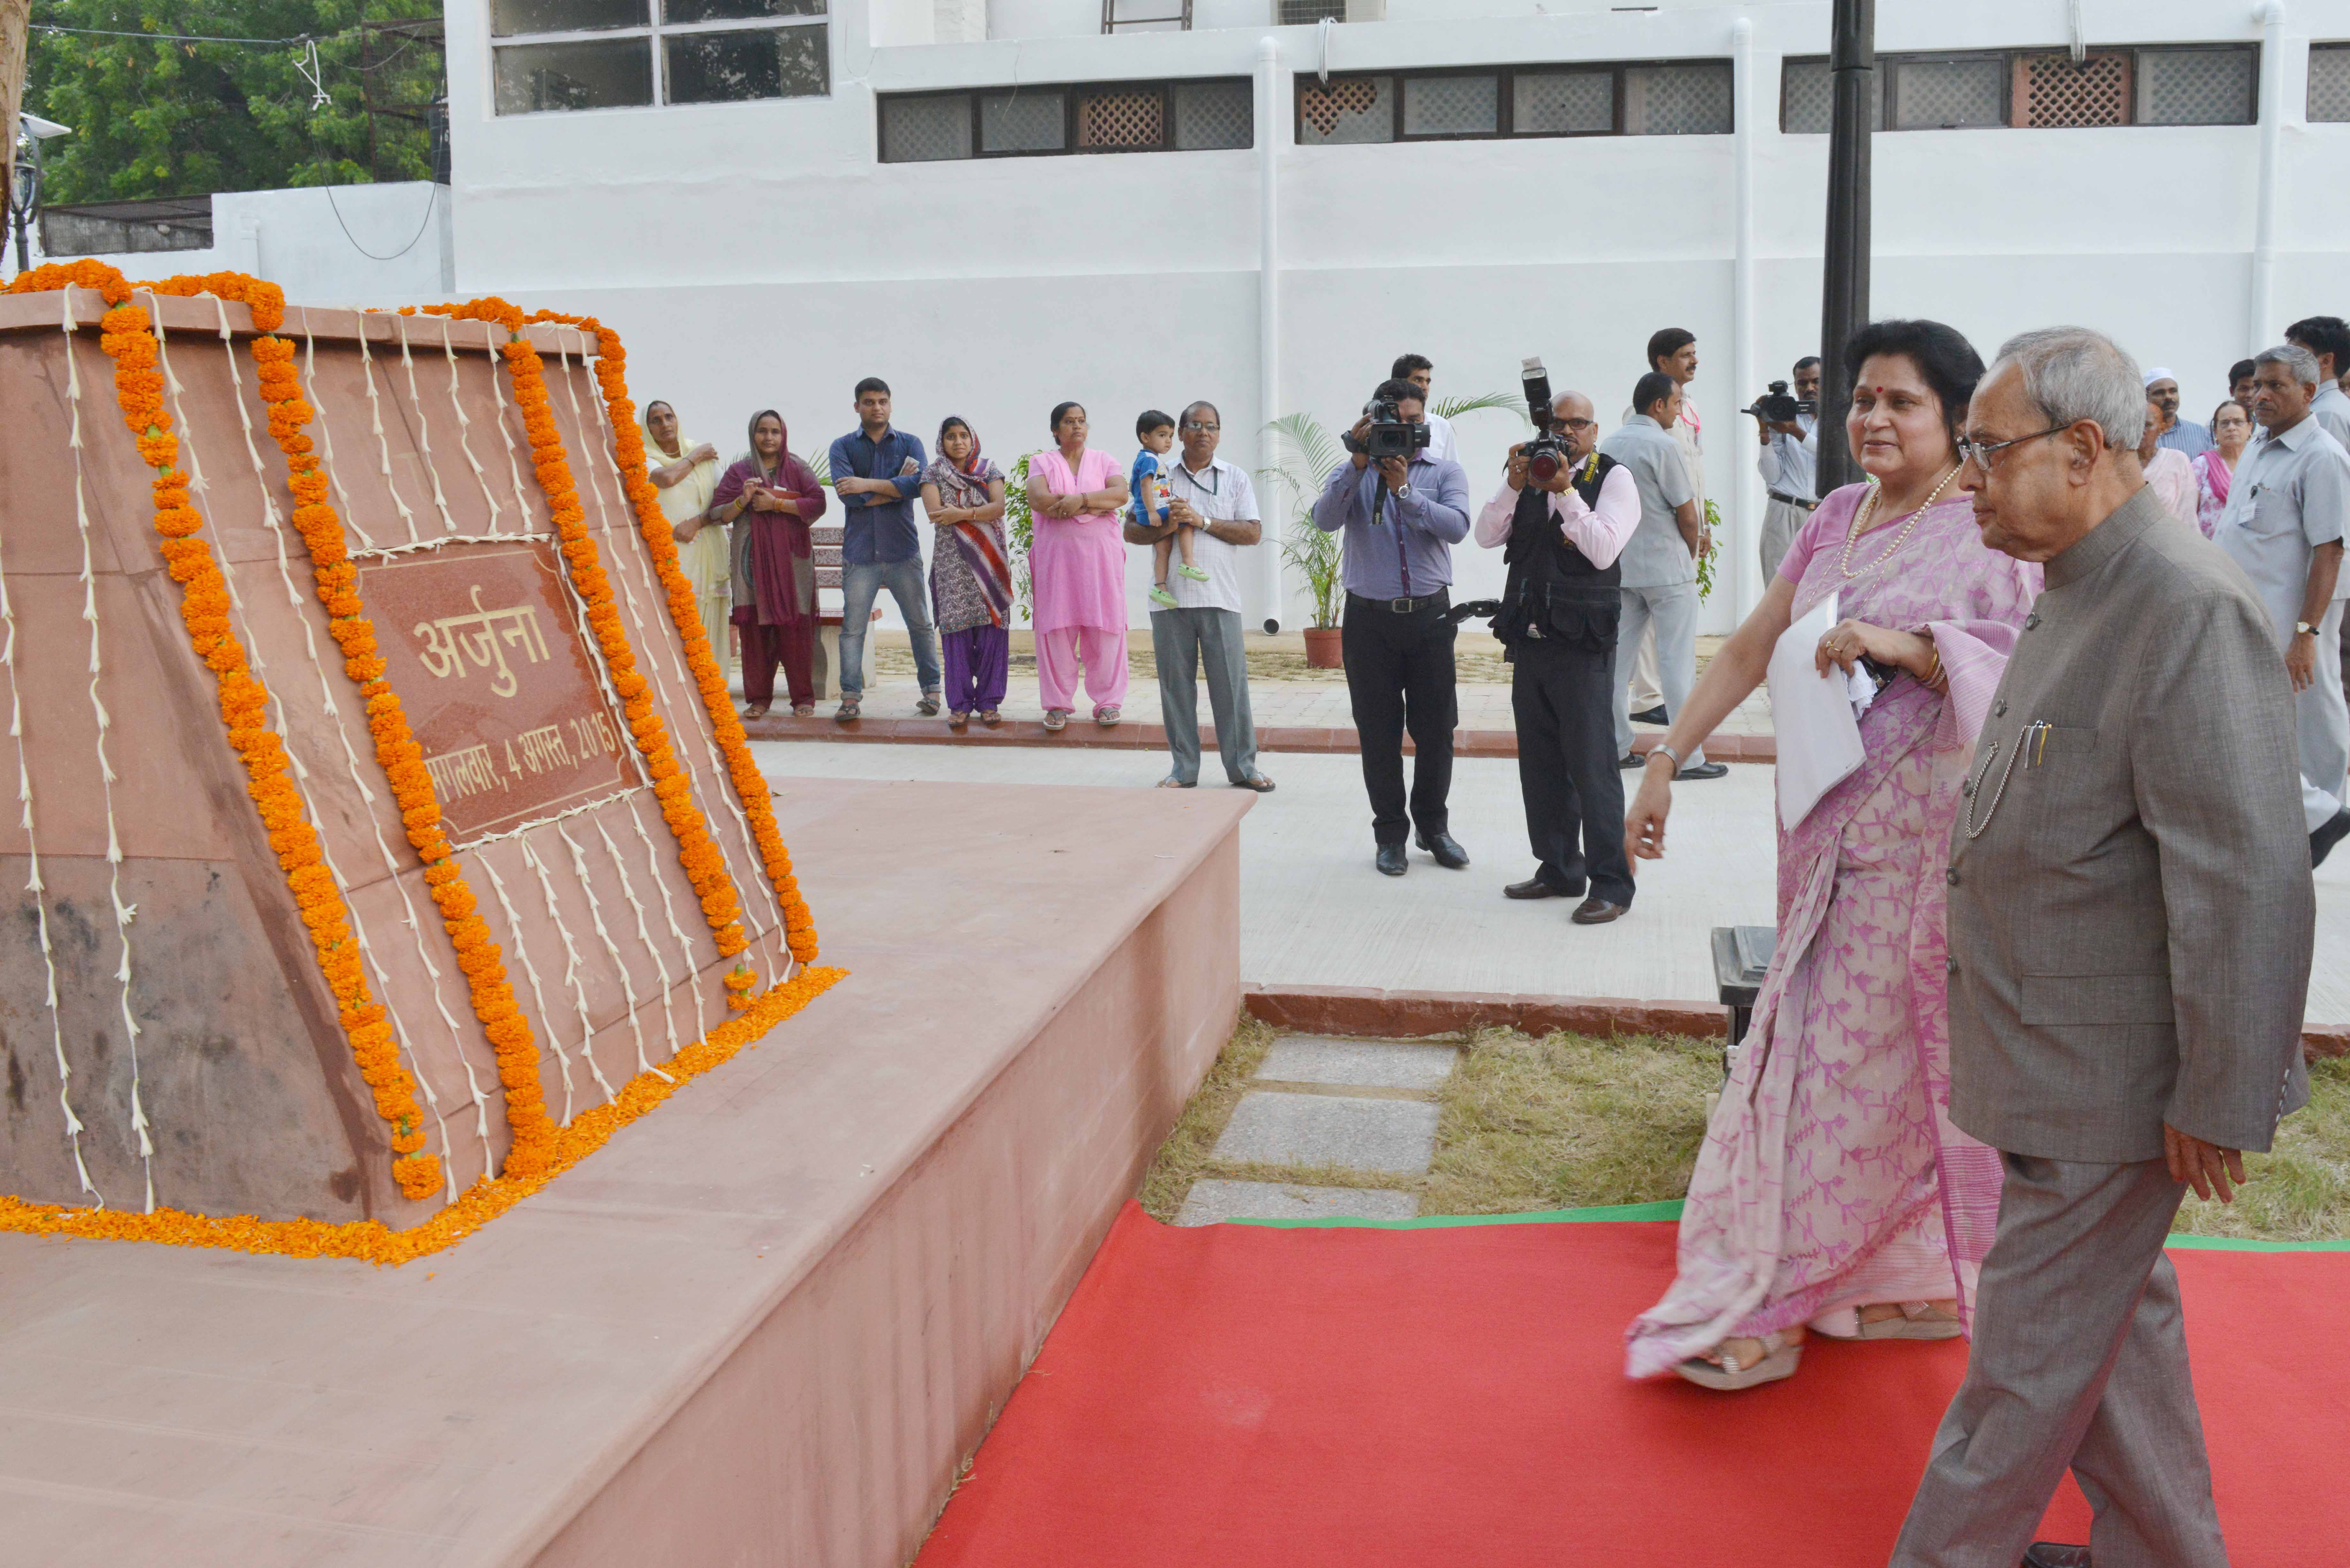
(2297, 621), (2320, 637)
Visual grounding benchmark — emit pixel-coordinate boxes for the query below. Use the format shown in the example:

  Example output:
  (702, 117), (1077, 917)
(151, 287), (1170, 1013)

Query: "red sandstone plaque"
(360, 541), (638, 843)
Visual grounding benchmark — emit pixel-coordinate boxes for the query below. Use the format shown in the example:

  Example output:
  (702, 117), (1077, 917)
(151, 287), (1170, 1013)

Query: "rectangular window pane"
(880, 94), (972, 162)
(2016, 51), (2129, 127)
(1781, 57), (1830, 132)
(1514, 69), (1612, 135)
(1892, 57), (2004, 129)
(664, 25), (826, 103)
(1076, 87), (1166, 148)
(1402, 73), (1498, 137)
(1174, 79), (1253, 149)
(1622, 62), (1732, 135)
(1277, 0), (1344, 21)
(2135, 46), (2255, 125)
(663, 0), (820, 23)
(495, 38), (652, 114)
(1298, 75), (1393, 144)
(2314, 44), (2350, 122)
(493, 0), (645, 35)
(981, 88), (1067, 153)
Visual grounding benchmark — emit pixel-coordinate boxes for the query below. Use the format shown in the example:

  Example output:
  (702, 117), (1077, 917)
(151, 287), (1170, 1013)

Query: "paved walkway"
(751, 740), (2350, 1028)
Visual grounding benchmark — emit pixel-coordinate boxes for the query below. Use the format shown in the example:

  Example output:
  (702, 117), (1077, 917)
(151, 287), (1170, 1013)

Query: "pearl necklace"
(1838, 464), (1961, 579)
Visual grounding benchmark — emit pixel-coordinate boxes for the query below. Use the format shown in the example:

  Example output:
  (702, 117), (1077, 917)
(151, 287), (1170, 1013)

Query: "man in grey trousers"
(1123, 402), (1275, 793)
(1892, 328), (2314, 1568)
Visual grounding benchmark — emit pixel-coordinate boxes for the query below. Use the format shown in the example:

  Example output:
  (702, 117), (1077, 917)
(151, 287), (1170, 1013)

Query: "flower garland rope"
(77, 267), (446, 1202)
(510, 305), (819, 964)
(417, 299), (756, 967)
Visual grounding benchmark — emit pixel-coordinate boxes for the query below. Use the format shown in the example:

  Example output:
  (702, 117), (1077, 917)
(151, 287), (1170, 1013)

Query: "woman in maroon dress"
(709, 410), (827, 718)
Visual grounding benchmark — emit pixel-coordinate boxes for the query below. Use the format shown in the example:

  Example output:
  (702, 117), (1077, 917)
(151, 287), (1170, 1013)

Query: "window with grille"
(492, 0), (825, 114)
(1784, 44), (2255, 133)
(2308, 43), (2350, 121)
(1278, 1), (1345, 23)
(1297, 59), (1733, 144)
(876, 78), (1255, 162)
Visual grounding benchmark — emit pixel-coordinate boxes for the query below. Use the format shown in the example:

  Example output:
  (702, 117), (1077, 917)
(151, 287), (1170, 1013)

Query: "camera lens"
(1529, 450), (1561, 483)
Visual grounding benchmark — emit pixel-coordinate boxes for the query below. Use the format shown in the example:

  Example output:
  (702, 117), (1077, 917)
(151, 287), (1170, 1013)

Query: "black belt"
(1767, 490), (1818, 511)
(1349, 589), (1449, 615)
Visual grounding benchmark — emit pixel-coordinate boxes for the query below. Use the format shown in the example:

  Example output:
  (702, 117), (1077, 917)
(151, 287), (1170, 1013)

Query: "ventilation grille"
(1402, 74), (1497, 136)
(1515, 69), (1612, 135)
(1174, 79), (1253, 149)
(1277, 0), (1344, 22)
(1076, 89), (1164, 147)
(1622, 63), (1731, 135)
(1893, 57), (2003, 128)
(2014, 51), (2129, 128)
(2310, 44), (2350, 122)
(2136, 46), (2254, 125)
(1299, 75), (1392, 143)
(880, 95), (972, 162)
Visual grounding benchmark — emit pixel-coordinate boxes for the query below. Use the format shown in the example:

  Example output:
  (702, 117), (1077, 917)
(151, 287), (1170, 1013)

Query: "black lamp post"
(1816, 0), (1876, 493)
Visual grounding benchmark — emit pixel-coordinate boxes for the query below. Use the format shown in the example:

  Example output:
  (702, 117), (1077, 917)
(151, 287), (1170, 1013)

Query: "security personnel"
(1473, 390), (1643, 923)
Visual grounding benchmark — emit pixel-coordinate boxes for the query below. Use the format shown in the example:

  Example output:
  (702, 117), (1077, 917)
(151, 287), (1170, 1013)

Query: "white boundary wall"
(445, 0), (2350, 632)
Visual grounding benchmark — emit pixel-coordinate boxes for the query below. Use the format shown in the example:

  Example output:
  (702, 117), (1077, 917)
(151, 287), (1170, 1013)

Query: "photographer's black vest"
(1498, 452), (1622, 654)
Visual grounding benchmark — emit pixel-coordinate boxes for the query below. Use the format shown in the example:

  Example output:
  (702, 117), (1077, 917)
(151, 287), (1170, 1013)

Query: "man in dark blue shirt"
(827, 377), (942, 720)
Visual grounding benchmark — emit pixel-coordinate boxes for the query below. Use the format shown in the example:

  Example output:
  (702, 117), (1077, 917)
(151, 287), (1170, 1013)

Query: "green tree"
(24, 0), (443, 203)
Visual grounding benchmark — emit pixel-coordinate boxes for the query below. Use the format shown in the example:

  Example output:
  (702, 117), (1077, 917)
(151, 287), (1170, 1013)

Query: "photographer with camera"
(1602, 372), (1724, 781)
(1751, 356), (1821, 581)
(1473, 376), (1642, 923)
(1312, 377), (1474, 877)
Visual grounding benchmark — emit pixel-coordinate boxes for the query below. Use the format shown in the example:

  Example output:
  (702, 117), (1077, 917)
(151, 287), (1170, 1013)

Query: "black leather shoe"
(1619, 751), (1648, 770)
(1375, 843), (1407, 877)
(1415, 831), (1470, 869)
(2020, 1545), (2090, 1568)
(1631, 705), (1669, 726)
(1504, 877), (1576, 900)
(1676, 761), (1729, 781)
(2314, 806), (2350, 868)
(1571, 896), (1629, 925)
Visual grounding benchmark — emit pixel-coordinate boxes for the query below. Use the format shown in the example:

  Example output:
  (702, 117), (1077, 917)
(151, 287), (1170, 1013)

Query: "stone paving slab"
(1174, 1180), (1419, 1226)
(1210, 1092), (1442, 1174)
(1255, 1036), (1460, 1091)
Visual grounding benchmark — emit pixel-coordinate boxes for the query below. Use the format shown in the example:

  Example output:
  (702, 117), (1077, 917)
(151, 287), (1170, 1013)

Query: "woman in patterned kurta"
(1622, 320), (2041, 1390)
(641, 401), (728, 672)
(920, 417), (1012, 728)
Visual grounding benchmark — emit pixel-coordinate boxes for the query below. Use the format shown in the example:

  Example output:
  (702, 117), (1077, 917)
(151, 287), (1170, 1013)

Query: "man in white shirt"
(1623, 328), (1706, 724)
(1474, 390), (1643, 923)
(1755, 355), (1821, 581)
(1123, 401), (1276, 793)
(1392, 352), (1457, 466)
(1602, 373), (1723, 782)
(2285, 316), (2350, 446)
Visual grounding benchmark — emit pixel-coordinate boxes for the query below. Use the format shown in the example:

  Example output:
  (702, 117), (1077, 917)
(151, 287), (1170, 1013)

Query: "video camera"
(1520, 356), (1566, 484)
(1341, 393), (1431, 463)
(1744, 380), (1816, 425)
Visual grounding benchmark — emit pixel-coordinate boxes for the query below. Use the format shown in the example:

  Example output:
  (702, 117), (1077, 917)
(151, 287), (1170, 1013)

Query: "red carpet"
(916, 1204), (2343, 1567)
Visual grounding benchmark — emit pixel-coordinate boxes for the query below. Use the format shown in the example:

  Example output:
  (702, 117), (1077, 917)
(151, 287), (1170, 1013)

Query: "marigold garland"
(2, 267), (848, 1258)
(0, 965), (845, 1265)
(420, 297), (761, 963)
(505, 305), (821, 963)
(66, 264), (443, 1201)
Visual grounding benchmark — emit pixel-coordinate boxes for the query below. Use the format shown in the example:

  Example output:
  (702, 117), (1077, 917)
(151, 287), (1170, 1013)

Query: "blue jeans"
(839, 556), (941, 699)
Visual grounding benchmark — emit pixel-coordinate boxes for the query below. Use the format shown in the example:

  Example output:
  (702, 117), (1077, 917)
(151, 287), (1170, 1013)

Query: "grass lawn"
(1141, 1019), (2350, 1244)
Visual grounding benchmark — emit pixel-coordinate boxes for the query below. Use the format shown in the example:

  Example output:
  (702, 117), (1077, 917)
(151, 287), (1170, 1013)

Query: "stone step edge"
(743, 713), (1776, 763)
(1242, 984), (2350, 1064)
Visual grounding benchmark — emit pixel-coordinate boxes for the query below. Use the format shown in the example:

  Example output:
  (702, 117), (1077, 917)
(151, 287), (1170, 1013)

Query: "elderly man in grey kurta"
(1891, 328), (2313, 1568)
(2216, 343), (2350, 864)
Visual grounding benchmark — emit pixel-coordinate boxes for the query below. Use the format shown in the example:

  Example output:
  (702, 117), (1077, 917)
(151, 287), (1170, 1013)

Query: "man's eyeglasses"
(1556, 417), (1597, 431)
(1181, 421), (1220, 432)
(1956, 425), (2068, 470)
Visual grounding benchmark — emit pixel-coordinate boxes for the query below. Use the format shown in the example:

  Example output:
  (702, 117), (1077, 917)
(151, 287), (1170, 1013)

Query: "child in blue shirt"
(1132, 410), (1208, 609)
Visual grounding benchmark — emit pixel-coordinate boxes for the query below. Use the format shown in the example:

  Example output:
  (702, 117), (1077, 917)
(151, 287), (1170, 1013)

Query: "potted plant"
(1262, 412), (1348, 667)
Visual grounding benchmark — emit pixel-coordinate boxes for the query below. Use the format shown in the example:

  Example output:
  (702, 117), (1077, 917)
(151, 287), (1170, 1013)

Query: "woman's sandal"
(1095, 704), (1121, 727)
(948, 710), (969, 730)
(791, 703), (815, 718)
(1042, 708), (1069, 732)
(1674, 1329), (1804, 1392)
(979, 709), (1003, 727)
(1854, 1301), (1963, 1341)
(741, 702), (769, 720)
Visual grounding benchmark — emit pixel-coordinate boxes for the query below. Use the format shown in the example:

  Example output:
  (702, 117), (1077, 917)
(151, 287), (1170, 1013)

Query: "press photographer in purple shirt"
(1311, 378), (1474, 878)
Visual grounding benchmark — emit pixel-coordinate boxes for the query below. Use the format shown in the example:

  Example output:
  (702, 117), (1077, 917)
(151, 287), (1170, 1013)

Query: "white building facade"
(441, 0), (2350, 631)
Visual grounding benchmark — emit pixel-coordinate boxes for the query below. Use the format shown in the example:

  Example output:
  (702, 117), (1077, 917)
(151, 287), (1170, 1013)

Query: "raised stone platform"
(0, 776), (1249, 1565)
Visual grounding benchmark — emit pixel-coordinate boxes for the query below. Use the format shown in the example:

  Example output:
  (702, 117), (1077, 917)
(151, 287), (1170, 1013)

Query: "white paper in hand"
(1768, 593), (1867, 832)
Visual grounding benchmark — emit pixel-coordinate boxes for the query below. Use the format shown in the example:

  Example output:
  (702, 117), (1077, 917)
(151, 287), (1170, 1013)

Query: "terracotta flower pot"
(1302, 625), (1345, 669)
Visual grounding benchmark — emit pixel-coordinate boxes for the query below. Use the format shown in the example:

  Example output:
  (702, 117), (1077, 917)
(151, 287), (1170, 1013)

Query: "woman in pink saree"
(1622, 320), (2041, 1390)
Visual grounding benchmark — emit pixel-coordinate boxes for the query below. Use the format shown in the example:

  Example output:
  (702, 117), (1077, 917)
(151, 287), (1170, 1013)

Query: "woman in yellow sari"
(642, 400), (728, 672)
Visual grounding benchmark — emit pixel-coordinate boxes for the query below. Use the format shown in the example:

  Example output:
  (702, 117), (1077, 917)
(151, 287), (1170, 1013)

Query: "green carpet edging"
(1224, 1200), (2350, 1249)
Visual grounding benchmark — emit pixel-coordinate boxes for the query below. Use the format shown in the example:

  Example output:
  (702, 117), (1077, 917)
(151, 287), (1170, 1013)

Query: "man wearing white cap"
(2144, 367), (2214, 457)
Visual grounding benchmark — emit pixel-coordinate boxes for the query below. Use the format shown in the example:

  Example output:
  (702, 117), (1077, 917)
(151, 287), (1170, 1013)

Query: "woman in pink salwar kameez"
(1622, 320), (2042, 1391)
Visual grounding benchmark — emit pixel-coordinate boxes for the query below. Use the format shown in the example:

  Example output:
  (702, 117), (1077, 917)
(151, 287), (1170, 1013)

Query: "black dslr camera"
(1342, 393), (1431, 462)
(1520, 356), (1566, 483)
(1744, 380), (1816, 424)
